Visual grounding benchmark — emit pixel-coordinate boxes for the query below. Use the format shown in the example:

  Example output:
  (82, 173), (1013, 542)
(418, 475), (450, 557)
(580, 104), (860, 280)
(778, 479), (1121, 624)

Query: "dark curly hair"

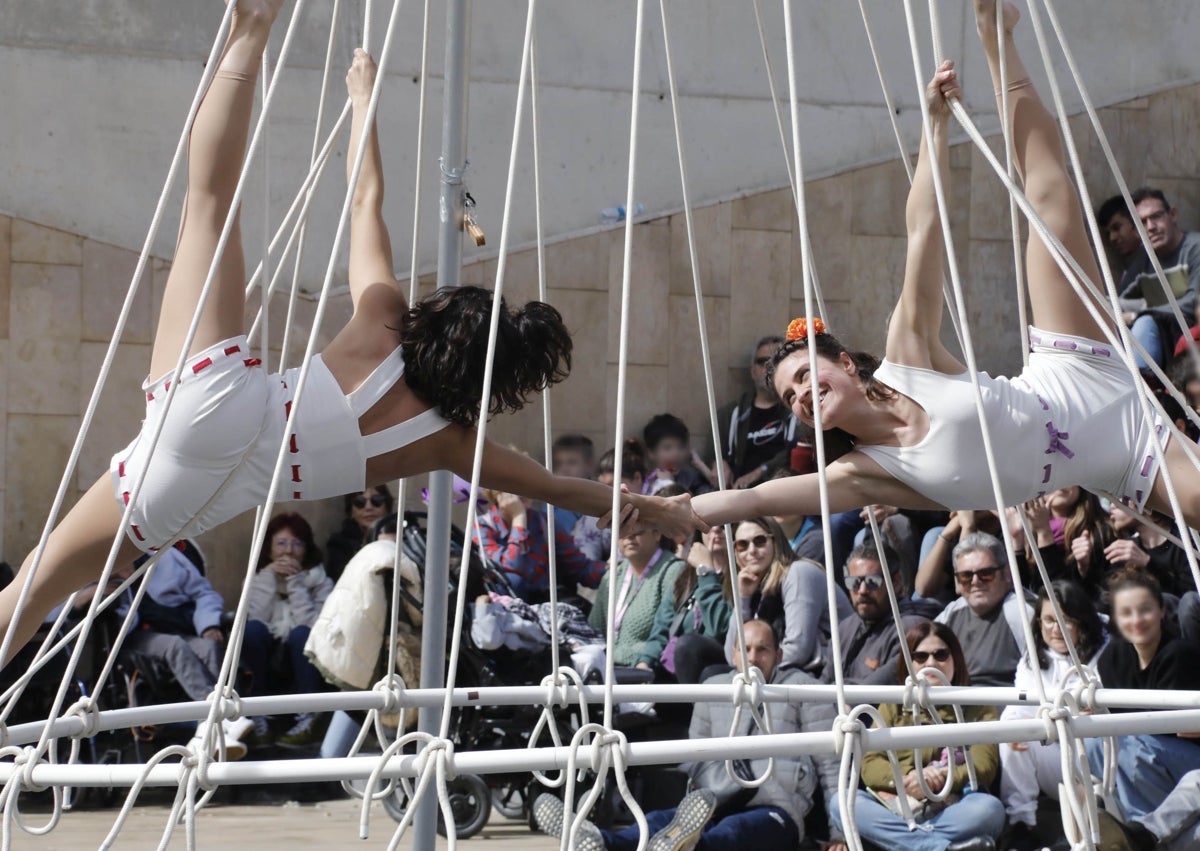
(399, 286), (572, 428)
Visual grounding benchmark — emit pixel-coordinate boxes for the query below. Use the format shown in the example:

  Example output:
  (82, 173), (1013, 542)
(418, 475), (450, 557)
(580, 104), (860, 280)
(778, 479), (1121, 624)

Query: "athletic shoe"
(243, 715), (273, 747)
(277, 712), (323, 748)
(223, 716), (255, 743)
(532, 793), (605, 851)
(647, 789), (715, 851)
(190, 719), (248, 761)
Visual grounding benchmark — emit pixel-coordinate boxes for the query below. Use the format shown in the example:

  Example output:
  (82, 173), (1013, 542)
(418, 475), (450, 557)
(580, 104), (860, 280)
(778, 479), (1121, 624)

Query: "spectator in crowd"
(474, 484), (606, 603)
(1000, 581), (1106, 851)
(915, 510), (1005, 605)
(551, 433), (610, 562)
(588, 522), (684, 669)
(1087, 571), (1200, 845)
(642, 414), (717, 496)
(643, 525), (734, 684)
(1023, 488), (1115, 608)
(1118, 187), (1200, 369)
(935, 532), (1034, 688)
(829, 621), (1005, 851)
(837, 540), (929, 685)
(1109, 768), (1200, 851)
(597, 438), (648, 495)
(724, 517), (850, 681)
(533, 619), (844, 850)
(1105, 503), (1192, 599)
(243, 512), (335, 748)
(323, 485), (394, 582)
(718, 335), (798, 490)
(1097, 194), (1142, 277)
(770, 469), (825, 565)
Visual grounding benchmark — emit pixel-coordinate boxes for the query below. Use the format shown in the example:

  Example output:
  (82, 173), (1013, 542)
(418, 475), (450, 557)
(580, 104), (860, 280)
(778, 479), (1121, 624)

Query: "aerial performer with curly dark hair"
(694, 0), (1200, 537)
(0, 0), (698, 662)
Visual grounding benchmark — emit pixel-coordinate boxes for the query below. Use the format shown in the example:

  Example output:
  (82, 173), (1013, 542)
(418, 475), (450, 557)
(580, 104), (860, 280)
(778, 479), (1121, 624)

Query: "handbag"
(659, 595), (701, 674)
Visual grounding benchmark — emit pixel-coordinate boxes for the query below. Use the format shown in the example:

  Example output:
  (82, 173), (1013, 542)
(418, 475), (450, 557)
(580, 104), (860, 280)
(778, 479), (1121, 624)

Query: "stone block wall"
(2, 83), (1197, 604)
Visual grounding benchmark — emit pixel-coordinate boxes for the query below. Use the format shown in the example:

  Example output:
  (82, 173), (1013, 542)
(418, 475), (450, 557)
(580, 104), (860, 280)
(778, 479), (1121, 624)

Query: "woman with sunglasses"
(324, 486), (394, 582)
(999, 580), (1105, 850)
(242, 511), (334, 748)
(828, 622), (1005, 851)
(723, 517), (850, 681)
(0, 27), (701, 664)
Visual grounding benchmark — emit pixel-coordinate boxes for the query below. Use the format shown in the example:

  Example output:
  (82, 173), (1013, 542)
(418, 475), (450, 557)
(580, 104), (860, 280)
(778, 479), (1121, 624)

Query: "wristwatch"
(695, 563), (718, 576)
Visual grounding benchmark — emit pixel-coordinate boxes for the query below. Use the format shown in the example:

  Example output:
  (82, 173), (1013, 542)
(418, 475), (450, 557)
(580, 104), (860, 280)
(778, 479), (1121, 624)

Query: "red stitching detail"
(225, 345), (241, 356)
(122, 492), (130, 505)
(131, 525), (146, 542)
(244, 358), (262, 367)
(118, 461), (126, 477)
(291, 464), (302, 483)
(146, 391), (155, 401)
(289, 435), (299, 454)
(192, 357), (213, 374)
(284, 401), (292, 418)
(165, 381), (171, 392)
(293, 491), (302, 500)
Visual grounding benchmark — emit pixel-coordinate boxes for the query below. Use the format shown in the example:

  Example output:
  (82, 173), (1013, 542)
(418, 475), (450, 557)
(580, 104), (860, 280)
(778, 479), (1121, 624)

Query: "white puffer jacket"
(304, 540), (422, 690)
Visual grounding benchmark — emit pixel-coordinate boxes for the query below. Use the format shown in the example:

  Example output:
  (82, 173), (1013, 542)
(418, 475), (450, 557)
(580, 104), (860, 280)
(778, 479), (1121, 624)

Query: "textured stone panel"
(604, 363), (671, 450)
(5, 414), (80, 563)
(81, 239), (153, 345)
(851, 160), (911, 238)
(670, 203), (732, 298)
(0, 216), (10, 341)
(845, 235), (907, 351)
(76, 342), (151, 488)
(1145, 87), (1200, 178)
(11, 221), (82, 266)
(969, 134), (1015, 242)
(729, 228), (791, 367)
(731, 188), (794, 233)
(667, 294), (732, 460)
(606, 224), (671, 366)
(965, 240), (1026, 378)
(798, 174), (854, 300)
(545, 231), (615, 292)
(549, 289), (609, 435)
(8, 263), (82, 416)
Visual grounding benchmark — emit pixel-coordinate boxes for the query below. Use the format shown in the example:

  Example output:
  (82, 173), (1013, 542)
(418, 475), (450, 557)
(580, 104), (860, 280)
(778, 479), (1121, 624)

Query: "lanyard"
(614, 550), (660, 635)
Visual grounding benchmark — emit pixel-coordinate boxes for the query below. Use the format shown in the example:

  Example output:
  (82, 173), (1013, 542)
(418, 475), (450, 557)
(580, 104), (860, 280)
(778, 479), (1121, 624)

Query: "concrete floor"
(13, 800), (562, 850)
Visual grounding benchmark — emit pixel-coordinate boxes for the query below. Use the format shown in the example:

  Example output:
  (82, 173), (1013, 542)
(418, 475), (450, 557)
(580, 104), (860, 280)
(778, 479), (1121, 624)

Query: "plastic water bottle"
(599, 203), (645, 224)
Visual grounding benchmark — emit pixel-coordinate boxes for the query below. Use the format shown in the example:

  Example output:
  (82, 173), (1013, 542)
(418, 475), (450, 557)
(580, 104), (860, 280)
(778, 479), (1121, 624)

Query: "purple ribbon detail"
(1053, 340), (1079, 351)
(1041, 464), (1052, 484)
(1036, 394), (1049, 412)
(1045, 422), (1075, 459)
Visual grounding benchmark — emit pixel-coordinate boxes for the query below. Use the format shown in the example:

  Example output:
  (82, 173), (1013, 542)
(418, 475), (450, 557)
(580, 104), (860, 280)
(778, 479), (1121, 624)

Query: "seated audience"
(1110, 767), (1200, 851)
(643, 525), (734, 684)
(323, 485), (394, 582)
(244, 512), (335, 747)
(915, 509), (1005, 605)
(838, 540), (929, 685)
(642, 413), (717, 496)
(723, 517), (850, 681)
(597, 438), (648, 494)
(771, 469), (825, 565)
(533, 619), (843, 849)
(829, 622), (1006, 851)
(718, 334), (797, 490)
(1105, 502), (1192, 599)
(588, 522), (684, 669)
(1096, 194), (1142, 278)
(1000, 581), (1106, 851)
(935, 532), (1034, 688)
(1024, 488), (1115, 608)
(474, 485), (606, 603)
(1086, 571), (1200, 838)
(551, 433), (610, 562)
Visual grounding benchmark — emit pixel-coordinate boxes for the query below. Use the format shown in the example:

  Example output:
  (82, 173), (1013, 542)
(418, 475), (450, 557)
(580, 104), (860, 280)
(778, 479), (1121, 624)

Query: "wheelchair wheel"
(382, 773), (491, 839)
(491, 779), (526, 820)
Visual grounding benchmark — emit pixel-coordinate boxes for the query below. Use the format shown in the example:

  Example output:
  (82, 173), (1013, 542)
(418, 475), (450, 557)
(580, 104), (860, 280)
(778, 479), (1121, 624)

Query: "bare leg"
(975, 0), (1110, 342)
(1147, 437), (1200, 533)
(148, 0), (283, 379)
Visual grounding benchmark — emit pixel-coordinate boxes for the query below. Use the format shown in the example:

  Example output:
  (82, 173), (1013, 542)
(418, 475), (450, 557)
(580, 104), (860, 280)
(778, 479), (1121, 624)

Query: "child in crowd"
(642, 414), (717, 497)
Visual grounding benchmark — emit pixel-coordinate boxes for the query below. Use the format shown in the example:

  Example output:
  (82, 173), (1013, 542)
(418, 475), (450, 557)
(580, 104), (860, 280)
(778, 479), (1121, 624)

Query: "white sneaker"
(190, 719), (248, 761)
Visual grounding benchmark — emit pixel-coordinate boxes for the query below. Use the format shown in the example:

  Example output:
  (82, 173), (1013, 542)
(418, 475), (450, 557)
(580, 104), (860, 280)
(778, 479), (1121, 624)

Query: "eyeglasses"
(753, 357), (773, 367)
(1040, 617), (1076, 632)
(1141, 208), (1169, 224)
(352, 494), (389, 509)
(912, 648), (952, 664)
(734, 534), (770, 553)
(844, 574), (886, 592)
(273, 537), (306, 550)
(954, 566), (1001, 585)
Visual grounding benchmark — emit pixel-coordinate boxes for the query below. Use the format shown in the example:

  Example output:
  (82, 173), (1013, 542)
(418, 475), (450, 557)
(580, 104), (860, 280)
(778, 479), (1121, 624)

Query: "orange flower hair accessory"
(786, 316), (827, 342)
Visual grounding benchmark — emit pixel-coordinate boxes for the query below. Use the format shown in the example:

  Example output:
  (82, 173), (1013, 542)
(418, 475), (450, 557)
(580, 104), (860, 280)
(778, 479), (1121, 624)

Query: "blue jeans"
(1130, 314), (1164, 369)
(599, 805), (797, 851)
(1086, 733), (1200, 821)
(240, 620), (326, 696)
(831, 789), (1006, 851)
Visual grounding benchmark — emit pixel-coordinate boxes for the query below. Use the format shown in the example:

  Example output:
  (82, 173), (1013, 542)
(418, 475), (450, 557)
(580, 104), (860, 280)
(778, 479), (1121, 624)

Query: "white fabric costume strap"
(347, 346), (406, 414)
(362, 407), (449, 457)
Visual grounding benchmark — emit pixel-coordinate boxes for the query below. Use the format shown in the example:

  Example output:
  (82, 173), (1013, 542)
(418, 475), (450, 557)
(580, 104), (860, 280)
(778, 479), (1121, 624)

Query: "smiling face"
(953, 549), (1009, 616)
(733, 521), (775, 584)
(1112, 586), (1163, 650)
(773, 349), (861, 429)
(1038, 599), (1078, 656)
(1105, 212), (1141, 257)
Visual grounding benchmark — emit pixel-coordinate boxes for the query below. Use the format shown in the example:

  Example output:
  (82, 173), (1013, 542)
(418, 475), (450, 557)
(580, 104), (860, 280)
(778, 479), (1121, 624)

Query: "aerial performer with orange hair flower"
(694, 1), (1200, 533)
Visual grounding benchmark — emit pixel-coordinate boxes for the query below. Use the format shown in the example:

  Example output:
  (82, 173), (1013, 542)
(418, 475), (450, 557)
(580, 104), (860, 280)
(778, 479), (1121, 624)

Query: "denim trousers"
(599, 805), (797, 851)
(830, 789), (1006, 851)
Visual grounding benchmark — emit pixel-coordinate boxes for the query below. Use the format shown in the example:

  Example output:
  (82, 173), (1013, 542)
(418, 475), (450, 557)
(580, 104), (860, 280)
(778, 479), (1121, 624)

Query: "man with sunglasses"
(836, 541), (929, 685)
(934, 532), (1035, 688)
(717, 336), (799, 490)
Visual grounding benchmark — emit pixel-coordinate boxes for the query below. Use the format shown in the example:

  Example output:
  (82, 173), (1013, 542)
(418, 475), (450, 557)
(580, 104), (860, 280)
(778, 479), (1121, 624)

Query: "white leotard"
(856, 327), (1167, 511)
(111, 335), (449, 552)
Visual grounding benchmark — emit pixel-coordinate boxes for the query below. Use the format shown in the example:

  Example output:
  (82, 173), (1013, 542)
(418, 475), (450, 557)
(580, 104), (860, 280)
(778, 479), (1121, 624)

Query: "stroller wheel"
(382, 774), (491, 839)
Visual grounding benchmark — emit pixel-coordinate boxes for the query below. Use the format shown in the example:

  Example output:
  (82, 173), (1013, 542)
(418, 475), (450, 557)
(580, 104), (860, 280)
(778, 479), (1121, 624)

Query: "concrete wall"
(4, 81), (1198, 606)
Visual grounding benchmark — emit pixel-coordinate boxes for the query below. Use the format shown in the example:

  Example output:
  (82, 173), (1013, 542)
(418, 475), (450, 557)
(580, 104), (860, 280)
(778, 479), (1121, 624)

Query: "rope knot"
(373, 673), (406, 715)
(64, 697), (102, 740)
(209, 687), (243, 724)
(833, 713), (866, 755)
(14, 746), (49, 794)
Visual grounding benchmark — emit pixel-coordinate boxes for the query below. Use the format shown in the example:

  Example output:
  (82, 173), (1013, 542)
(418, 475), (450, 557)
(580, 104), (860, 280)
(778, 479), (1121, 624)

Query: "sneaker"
(190, 719), (248, 761)
(1003, 821), (1041, 851)
(223, 716), (255, 743)
(243, 716), (273, 747)
(532, 793), (604, 851)
(647, 789), (715, 851)
(1095, 810), (1156, 851)
(276, 712), (322, 748)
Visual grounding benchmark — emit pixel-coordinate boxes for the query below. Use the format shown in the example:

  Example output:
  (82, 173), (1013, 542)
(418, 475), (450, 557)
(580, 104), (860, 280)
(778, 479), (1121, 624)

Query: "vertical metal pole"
(413, 0), (470, 847)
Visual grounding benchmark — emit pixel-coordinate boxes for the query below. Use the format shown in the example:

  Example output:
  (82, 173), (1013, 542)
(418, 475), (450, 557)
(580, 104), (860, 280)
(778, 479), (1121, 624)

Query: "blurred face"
(1112, 586), (1163, 649)
(734, 621), (782, 681)
(553, 448), (594, 480)
(270, 527), (306, 563)
(619, 527), (661, 566)
(1135, 198), (1182, 255)
(774, 349), (860, 430)
(650, 436), (690, 473)
(1108, 501), (1138, 534)
(912, 633), (955, 683)
(953, 549), (1008, 615)
(751, 342), (781, 398)
(351, 488), (389, 531)
(1038, 600), (1079, 656)
(845, 558), (890, 623)
(734, 522), (775, 584)
(1046, 486), (1081, 517)
(1105, 212), (1140, 257)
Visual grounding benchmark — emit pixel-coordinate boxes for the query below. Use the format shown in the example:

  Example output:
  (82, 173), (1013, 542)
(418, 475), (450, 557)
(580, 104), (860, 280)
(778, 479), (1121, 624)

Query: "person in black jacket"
(324, 485), (394, 582)
(717, 336), (798, 490)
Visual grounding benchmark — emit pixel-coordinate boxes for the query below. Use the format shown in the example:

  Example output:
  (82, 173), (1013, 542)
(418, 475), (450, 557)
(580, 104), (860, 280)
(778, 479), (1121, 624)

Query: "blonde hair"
(734, 517), (796, 598)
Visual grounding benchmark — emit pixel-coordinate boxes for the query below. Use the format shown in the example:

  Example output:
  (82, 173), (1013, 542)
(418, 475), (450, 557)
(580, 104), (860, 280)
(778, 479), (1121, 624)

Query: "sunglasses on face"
(844, 574), (886, 592)
(352, 494), (389, 510)
(734, 534), (770, 553)
(912, 648), (952, 664)
(954, 566), (1001, 585)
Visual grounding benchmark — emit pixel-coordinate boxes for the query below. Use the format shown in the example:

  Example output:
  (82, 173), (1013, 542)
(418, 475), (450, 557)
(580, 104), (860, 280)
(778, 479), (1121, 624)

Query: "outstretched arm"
(346, 49), (400, 310)
(885, 61), (964, 374)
